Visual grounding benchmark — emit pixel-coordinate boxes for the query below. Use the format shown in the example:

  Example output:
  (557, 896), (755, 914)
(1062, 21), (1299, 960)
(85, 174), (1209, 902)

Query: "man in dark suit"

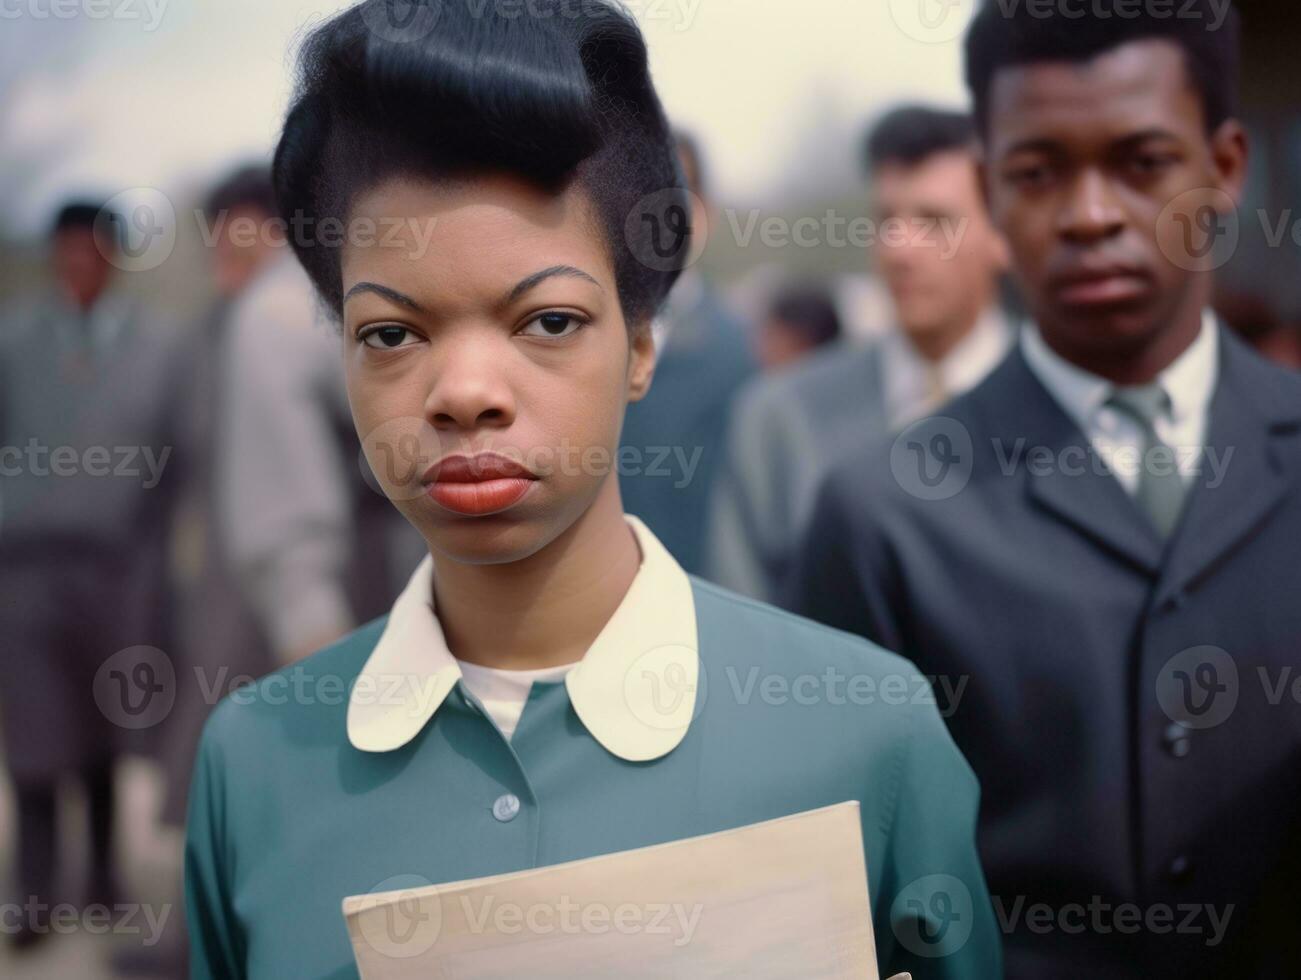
(788, 3), (1301, 978)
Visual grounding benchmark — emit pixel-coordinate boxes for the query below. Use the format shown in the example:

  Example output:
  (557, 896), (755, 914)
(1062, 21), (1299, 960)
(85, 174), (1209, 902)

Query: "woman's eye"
(360, 325), (418, 350)
(520, 312), (584, 339)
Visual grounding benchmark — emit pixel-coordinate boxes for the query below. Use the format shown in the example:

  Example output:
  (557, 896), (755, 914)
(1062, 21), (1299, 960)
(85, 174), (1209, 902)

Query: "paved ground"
(0, 757), (184, 979)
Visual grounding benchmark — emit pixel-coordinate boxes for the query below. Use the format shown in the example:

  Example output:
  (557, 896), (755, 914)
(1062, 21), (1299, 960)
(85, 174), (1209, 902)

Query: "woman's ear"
(626, 319), (656, 404)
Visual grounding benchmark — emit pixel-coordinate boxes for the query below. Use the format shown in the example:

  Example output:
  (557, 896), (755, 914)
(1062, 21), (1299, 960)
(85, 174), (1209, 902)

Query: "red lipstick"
(422, 452), (538, 517)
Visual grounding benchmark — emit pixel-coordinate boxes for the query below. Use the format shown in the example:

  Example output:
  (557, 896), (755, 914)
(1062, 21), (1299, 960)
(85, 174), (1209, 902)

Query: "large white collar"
(346, 515), (699, 762)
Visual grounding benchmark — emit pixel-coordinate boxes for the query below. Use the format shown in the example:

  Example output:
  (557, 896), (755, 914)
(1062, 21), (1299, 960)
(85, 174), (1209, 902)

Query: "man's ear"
(1209, 118), (1249, 208)
(626, 319), (656, 403)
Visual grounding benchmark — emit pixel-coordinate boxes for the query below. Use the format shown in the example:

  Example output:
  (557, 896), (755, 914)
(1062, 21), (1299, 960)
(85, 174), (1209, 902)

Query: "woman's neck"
(429, 484), (642, 671)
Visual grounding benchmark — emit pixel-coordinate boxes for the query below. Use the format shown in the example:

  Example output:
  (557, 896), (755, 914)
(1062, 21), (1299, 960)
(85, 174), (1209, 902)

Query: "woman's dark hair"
(273, 0), (689, 327)
(964, 0), (1240, 136)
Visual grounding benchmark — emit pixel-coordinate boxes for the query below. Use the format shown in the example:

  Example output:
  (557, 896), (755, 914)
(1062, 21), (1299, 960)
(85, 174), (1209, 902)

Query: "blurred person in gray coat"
(157, 168), (279, 835)
(617, 131), (757, 574)
(706, 107), (1014, 601)
(0, 202), (185, 951)
(215, 172), (424, 667)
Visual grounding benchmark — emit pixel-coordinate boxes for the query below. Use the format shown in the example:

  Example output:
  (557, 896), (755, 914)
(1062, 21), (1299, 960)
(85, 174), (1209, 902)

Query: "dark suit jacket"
(787, 327), (1301, 980)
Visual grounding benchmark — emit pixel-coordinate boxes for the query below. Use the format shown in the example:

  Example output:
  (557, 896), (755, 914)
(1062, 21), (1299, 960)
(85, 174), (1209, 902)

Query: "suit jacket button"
(1162, 722), (1192, 758)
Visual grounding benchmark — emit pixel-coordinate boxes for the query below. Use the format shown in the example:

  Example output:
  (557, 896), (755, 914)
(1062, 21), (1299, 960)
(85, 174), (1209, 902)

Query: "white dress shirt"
(881, 308), (1015, 431)
(1020, 309), (1220, 495)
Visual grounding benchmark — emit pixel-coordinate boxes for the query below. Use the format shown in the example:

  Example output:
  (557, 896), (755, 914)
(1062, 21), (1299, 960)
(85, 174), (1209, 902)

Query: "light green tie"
(1105, 384), (1187, 539)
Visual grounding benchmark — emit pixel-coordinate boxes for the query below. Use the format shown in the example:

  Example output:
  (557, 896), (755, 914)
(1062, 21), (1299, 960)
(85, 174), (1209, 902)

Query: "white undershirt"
(1020, 309), (1219, 494)
(455, 659), (576, 740)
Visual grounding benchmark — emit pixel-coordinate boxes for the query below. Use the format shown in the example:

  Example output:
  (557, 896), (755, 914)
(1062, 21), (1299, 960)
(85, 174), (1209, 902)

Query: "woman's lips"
(423, 452), (539, 517)
(427, 477), (535, 516)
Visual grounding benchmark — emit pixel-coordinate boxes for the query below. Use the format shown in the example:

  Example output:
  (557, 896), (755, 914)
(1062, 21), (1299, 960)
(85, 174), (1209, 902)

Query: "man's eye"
(520, 312), (584, 339)
(1008, 165), (1053, 189)
(1127, 154), (1175, 177)
(360, 325), (418, 349)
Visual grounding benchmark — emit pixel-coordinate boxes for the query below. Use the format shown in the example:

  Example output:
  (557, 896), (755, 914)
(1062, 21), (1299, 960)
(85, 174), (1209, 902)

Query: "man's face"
(872, 149), (1007, 346)
(982, 39), (1246, 362)
(51, 227), (113, 310)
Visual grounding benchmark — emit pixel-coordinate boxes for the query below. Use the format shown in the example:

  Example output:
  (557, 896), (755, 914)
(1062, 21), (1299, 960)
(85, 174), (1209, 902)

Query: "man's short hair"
(964, 0), (1241, 134)
(863, 105), (975, 174)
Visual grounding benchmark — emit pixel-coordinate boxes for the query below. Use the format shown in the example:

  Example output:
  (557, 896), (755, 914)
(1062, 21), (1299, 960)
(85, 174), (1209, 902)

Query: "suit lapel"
(993, 350), (1166, 574)
(1154, 330), (1300, 606)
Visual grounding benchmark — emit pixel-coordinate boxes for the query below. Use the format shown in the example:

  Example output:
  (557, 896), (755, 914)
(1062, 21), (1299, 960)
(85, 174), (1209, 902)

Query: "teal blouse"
(185, 522), (1000, 979)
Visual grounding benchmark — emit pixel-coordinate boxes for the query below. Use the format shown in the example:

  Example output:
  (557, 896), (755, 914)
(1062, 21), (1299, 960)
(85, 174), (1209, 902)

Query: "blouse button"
(492, 793), (521, 823)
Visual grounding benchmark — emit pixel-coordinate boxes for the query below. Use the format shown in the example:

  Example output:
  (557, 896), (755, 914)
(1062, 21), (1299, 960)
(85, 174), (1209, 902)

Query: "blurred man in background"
(0, 202), (183, 952)
(790, 4), (1301, 976)
(215, 170), (424, 667)
(707, 106), (1012, 601)
(753, 281), (842, 371)
(617, 131), (757, 575)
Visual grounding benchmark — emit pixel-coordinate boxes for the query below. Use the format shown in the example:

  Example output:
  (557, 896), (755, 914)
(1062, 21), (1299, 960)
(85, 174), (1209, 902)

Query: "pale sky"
(0, 0), (978, 235)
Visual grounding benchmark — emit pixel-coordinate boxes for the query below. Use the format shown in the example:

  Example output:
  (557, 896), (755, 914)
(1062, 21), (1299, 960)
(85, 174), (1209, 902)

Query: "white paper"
(343, 801), (892, 979)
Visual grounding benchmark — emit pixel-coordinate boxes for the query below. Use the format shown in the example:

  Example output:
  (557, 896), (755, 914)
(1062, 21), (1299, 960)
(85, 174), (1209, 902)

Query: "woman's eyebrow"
(505, 265), (602, 305)
(343, 281), (427, 312)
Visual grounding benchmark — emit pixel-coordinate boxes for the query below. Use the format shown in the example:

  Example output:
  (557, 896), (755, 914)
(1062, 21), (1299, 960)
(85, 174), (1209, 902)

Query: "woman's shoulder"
(689, 576), (915, 678)
(198, 616), (389, 757)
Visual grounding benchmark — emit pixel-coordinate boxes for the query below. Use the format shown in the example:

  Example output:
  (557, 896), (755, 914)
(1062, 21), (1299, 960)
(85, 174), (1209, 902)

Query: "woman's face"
(340, 174), (655, 565)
